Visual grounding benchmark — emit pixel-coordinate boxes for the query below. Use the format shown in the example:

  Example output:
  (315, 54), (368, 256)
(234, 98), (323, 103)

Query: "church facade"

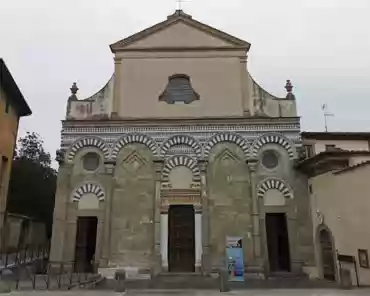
(50, 10), (315, 278)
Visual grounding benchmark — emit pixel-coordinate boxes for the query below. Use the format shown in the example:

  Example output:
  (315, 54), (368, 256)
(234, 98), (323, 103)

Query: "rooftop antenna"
(321, 103), (334, 132)
(176, 0), (188, 10)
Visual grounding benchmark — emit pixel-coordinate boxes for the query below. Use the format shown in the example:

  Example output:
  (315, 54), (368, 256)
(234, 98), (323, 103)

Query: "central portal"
(168, 205), (195, 272)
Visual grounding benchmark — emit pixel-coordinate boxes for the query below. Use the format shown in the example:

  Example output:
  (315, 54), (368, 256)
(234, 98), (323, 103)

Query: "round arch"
(257, 177), (293, 200)
(203, 132), (249, 158)
(67, 137), (109, 162)
(162, 155), (200, 182)
(160, 134), (202, 158)
(111, 133), (158, 159)
(71, 182), (105, 202)
(251, 133), (296, 159)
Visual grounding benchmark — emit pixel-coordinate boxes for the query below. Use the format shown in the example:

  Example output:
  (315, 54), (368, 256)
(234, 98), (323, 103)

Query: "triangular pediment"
(110, 10), (250, 52)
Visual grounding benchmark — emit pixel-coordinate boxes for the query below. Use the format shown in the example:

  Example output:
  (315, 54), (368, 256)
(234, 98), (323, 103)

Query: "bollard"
(219, 267), (230, 292)
(115, 270), (126, 293)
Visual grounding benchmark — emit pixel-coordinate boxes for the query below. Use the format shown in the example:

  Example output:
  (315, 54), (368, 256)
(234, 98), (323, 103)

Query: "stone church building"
(50, 10), (315, 278)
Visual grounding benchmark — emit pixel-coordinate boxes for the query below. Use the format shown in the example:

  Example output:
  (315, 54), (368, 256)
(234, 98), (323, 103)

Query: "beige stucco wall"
(116, 54), (244, 118)
(309, 165), (370, 285)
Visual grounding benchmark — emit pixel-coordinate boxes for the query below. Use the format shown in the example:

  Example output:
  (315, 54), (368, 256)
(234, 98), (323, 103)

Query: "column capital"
(153, 158), (165, 180)
(160, 204), (169, 214)
(239, 55), (248, 64)
(104, 160), (116, 175)
(194, 204), (202, 214)
(114, 56), (122, 63)
(246, 159), (258, 172)
(198, 159), (208, 173)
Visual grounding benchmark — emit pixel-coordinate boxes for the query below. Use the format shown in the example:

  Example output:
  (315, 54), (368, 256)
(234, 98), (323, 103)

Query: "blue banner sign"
(226, 236), (244, 282)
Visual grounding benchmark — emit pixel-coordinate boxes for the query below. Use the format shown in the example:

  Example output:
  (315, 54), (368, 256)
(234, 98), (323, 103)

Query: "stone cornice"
(62, 116), (300, 128)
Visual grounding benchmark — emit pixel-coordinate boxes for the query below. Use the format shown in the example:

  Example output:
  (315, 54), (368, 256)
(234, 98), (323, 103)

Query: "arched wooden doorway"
(319, 228), (336, 281)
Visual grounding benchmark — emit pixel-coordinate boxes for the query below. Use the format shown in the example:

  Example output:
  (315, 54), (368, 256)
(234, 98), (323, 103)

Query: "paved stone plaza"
(4, 290), (370, 296)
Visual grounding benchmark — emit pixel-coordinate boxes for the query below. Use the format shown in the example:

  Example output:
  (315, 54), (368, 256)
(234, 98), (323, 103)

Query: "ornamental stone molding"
(67, 137), (109, 162)
(111, 133), (158, 159)
(162, 155), (200, 182)
(160, 134), (202, 158)
(251, 133), (295, 159)
(203, 132), (249, 158)
(257, 178), (293, 200)
(71, 182), (105, 202)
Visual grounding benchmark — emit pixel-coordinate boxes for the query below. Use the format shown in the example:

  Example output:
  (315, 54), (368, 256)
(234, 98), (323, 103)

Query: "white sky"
(1, 0), (370, 159)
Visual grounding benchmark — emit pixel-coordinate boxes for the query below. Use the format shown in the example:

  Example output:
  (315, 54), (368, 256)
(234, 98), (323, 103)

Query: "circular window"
(82, 152), (100, 171)
(261, 150), (279, 169)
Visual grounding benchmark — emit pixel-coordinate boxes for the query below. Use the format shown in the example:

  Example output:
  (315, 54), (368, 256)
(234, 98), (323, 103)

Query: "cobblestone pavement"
(4, 289), (370, 296)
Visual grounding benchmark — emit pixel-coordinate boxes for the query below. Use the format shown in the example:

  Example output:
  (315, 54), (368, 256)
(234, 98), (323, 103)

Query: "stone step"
(96, 273), (339, 290)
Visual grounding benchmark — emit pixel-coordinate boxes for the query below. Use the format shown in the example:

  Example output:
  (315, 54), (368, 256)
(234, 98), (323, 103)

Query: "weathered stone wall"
(109, 143), (156, 270)
(255, 142), (315, 273)
(207, 143), (253, 270)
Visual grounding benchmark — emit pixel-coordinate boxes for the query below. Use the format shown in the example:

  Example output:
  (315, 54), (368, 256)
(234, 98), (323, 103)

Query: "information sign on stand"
(226, 236), (244, 282)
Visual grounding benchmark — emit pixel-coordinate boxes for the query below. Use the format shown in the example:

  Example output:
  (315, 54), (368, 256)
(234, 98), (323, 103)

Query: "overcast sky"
(1, 0), (370, 159)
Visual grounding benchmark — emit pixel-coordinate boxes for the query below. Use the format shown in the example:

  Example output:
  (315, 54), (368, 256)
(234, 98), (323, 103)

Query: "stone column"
(246, 159), (263, 266)
(112, 56), (122, 118)
(199, 160), (210, 273)
(153, 158), (164, 273)
(100, 160), (116, 267)
(160, 205), (169, 271)
(194, 204), (203, 271)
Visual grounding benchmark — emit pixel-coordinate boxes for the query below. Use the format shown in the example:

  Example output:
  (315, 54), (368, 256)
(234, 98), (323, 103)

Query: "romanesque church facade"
(50, 10), (315, 278)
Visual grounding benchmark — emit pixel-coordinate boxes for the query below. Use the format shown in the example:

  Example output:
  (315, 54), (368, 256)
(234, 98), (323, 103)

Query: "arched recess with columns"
(206, 135), (253, 269)
(110, 134), (156, 268)
(67, 137), (109, 162)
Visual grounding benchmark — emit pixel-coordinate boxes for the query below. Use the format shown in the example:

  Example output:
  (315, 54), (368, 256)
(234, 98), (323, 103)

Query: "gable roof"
(110, 10), (251, 52)
(0, 59), (32, 116)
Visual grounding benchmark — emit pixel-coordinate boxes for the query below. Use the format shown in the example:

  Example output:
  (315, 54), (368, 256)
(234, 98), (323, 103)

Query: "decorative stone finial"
(285, 80), (295, 100)
(70, 82), (79, 95)
(285, 80), (293, 93)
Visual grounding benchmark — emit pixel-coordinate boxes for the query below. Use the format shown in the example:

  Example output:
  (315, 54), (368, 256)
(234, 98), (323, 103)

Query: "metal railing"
(0, 244), (100, 290)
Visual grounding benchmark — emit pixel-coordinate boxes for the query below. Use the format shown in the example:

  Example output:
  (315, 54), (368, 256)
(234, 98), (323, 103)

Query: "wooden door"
(75, 217), (97, 273)
(319, 229), (335, 281)
(168, 205), (195, 272)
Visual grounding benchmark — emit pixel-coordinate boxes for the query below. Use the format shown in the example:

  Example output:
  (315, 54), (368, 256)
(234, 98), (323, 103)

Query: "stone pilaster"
(153, 158), (164, 273)
(111, 56), (122, 118)
(199, 160), (210, 273)
(50, 163), (72, 263)
(239, 55), (250, 116)
(100, 160), (116, 267)
(246, 159), (263, 267)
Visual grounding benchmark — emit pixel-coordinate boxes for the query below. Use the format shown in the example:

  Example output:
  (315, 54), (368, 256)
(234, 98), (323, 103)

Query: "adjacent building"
(0, 59), (32, 238)
(51, 10), (316, 279)
(299, 132), (370, 285)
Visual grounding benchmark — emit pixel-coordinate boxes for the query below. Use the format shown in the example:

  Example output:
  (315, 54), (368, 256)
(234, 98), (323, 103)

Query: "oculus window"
(82, 152), (101, 171)
(261, 150), (279, 169)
